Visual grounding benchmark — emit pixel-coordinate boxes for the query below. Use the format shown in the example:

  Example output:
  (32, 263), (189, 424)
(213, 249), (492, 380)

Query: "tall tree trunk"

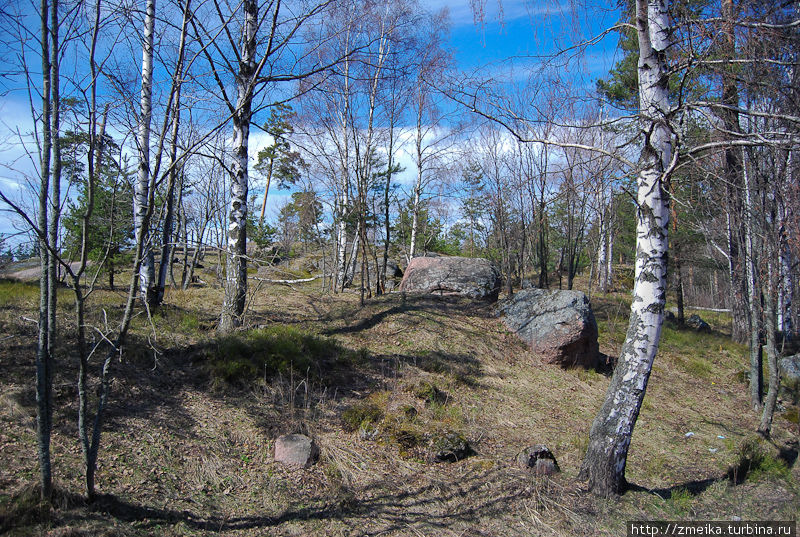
(580, 0), (673, 496)
(758, 258), (779, 436)
(381, 129), (395, 295)
(597, 210), (608, 292)
(219, 0), (257, 333)
(743, 150), (763, 410)
(720, 0), (749, 344)
(606, 209), (614, 288)
(409, 178), (421, 260)
(258, 157), (274, 224)
(676, 256), (685, 324)
(36, 0), (53, 500)
(154, 0), (190, 306)
(135, 0), (156, 306)
(409, 96), (424, 261)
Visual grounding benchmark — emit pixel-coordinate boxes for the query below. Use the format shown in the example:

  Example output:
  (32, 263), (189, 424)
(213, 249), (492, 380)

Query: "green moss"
(728, 436), (791, 483)
(782, 407), (799, 425)
(685, 357), (713, 379)
(207, 325), (343, 386)
(342, 401), (384, 431)
(413, 381), (448, 406)
(180, 313), (200, 332)
(667, 487), (692, 515)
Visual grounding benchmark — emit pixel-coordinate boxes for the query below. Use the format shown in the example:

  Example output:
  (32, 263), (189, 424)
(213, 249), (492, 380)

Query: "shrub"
(728, 436), (790, 483)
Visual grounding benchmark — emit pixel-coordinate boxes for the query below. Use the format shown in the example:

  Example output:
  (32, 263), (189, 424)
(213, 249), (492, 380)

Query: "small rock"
(358, 423), (379, 441)
(516, 445), (560, 475)
(686, 314), (711, 332)
(431, 431), (472, 463)
(665, 310), (676, 321)
(274, 434), (319, 468)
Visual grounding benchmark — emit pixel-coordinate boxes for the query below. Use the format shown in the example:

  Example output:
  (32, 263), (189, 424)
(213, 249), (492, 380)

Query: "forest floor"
(0, 260), (798, 536)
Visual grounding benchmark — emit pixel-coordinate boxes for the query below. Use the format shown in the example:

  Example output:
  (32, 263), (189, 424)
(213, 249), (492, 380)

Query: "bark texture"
(579, 0), (673, 496)
(135, 0), (156, 305)
(219, 0), (257, 332)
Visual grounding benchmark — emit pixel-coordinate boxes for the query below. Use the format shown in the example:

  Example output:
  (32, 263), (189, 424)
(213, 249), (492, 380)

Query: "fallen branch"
(251, 275), (320, 284)
(685, 306), (731, 313)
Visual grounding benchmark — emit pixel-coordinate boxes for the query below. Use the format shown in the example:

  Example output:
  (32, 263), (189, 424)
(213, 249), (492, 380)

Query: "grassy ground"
(0, 263), (798, 536)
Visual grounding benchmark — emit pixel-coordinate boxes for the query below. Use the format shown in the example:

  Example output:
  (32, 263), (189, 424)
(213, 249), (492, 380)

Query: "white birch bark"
(335, 27), (352, 291)
(596, 195), (609, 292)
(155, 0), (190, 305)
(409, 172), (421, 260)
(580, 0), (674, 495)
(607, 220), (614, 288)
(409, 94), (424, 261)
(219, 0), (257, 332)
(135, 0), (156, 304)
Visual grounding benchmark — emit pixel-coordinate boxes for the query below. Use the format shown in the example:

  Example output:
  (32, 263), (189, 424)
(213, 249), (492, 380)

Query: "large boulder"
(780, 354), (800, 384)
(399, 256), (501, 301)
(498, 288), (599, 368)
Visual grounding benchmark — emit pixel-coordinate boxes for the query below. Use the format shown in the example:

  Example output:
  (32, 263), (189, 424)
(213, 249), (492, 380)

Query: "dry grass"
(0, 267), (797, 536)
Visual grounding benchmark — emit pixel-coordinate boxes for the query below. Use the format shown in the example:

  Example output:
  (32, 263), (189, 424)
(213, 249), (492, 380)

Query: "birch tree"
(579, 0), (675, 495)
(190, 0), (340, 331)
(134, 0), (156, 305)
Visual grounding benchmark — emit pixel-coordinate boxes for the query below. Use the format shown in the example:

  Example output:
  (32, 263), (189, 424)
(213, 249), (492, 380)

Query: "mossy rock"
(430, 430), (472, 463)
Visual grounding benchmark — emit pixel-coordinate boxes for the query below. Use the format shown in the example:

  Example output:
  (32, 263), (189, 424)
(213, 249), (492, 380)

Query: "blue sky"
(0, 0), (624, 245)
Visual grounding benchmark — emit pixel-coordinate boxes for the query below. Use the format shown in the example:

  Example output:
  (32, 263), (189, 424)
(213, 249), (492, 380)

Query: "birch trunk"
(743, 151), (763, 410)
(409, 180), (420, 260)
(607, 220), (614, 290)
(36, 0), (53, 499)
(721, 0), (749, 344)
(219, 0), (257, 332)
(758, 258), (779, 436)
(135, 0), (156, 305)
(154, 0), (190, 305)
(580, 0), (673, 496)
(596, 208), (608, 292)
(409, 97), (424, 260)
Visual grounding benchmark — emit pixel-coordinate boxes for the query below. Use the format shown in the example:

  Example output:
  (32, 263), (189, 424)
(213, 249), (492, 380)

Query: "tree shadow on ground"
(322, 293), (496, 337)
(627, 477), (720, 499)
(68, 466), (547, 535)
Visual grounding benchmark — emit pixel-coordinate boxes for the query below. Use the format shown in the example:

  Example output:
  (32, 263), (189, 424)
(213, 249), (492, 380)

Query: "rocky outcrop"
(497, 288), (599, 368)
(399, 256), (500, 301)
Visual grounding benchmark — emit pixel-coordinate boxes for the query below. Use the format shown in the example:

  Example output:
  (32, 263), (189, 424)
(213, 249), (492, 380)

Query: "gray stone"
(431, 431), (472, 463)
(780, 354), (800, 384)
(399, 256), (501, 301)
(516, 445), (560, 475)
(686, 314), (711, 332)
(274, 434), (319, 468)
(497, 288), (599, 368)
